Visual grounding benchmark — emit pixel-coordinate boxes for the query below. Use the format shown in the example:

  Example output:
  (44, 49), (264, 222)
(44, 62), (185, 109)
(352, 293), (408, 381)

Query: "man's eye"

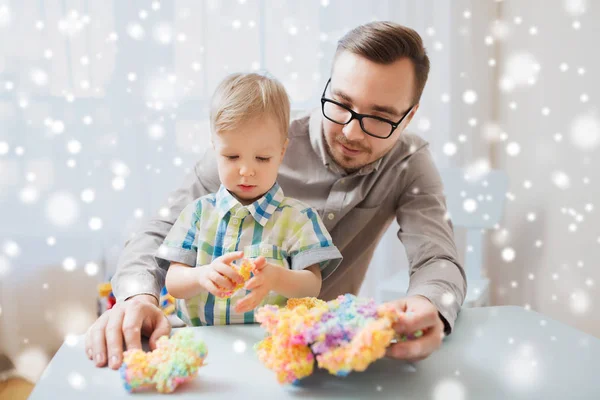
(257, 157), (271, 162)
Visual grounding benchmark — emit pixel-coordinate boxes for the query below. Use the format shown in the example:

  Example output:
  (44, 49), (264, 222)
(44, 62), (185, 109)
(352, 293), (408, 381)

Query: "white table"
(29, 306), (600, 399)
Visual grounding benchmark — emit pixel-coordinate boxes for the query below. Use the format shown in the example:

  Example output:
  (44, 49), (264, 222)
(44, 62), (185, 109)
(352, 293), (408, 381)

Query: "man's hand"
(234, 257), (277, 313)
(386, 295), (445, 362)
(84, 294), (171, 370)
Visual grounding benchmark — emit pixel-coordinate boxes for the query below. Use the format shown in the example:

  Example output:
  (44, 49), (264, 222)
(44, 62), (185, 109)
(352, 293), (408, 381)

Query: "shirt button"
(327, 213), (335, 220)
(231, 218), (239, 225)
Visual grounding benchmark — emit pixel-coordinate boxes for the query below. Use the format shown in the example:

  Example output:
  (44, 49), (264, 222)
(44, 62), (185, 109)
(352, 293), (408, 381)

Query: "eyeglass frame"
(320, 78), (415, 139)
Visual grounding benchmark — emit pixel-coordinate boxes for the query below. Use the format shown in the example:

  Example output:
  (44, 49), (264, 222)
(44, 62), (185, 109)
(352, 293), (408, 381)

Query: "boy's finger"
(244, 277), (260, 290)
(252, 256), (267, 270)
(218, 251), (244, 264)
(208, 270), (235, 289)
(215, 263), (244, 284)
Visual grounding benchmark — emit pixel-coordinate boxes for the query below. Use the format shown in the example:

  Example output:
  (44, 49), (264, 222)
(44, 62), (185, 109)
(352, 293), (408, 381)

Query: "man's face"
(323, 51), (419, 172)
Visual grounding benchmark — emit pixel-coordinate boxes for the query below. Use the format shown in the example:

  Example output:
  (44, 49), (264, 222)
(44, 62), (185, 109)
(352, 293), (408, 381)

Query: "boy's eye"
(225, 155), (238, 160)
(256, 157), (271, 162)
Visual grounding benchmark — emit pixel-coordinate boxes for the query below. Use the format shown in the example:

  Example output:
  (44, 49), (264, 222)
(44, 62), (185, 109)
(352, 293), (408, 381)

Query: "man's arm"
(395, 145), (467, 335)
(111, 150), (220, 302)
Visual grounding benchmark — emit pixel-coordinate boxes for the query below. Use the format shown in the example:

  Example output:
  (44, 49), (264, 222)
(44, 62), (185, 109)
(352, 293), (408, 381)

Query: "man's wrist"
(126, 293), (159, 307)
(412, 294), (451, 335)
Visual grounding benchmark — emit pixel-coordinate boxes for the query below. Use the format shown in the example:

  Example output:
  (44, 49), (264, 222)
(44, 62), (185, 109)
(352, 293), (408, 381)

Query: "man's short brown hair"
(335, 21), (430, 104)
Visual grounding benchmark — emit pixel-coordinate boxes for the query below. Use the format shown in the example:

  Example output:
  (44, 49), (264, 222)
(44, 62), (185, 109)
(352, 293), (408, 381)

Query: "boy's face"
(323, 51), (419, 173)
(212, 116), (288, 205)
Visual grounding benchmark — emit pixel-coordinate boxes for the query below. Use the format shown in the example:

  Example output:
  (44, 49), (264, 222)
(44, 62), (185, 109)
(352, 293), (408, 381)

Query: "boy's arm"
(272, 263), (322, 298)
(111, 153), (220, 302)
(235, 262), (322, 313)
(165, 262), (201, 299)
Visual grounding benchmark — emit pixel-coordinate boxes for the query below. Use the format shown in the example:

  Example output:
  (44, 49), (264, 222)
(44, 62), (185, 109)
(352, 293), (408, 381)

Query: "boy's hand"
(234, 258), (278, 313)
(197, 251), (246, 297)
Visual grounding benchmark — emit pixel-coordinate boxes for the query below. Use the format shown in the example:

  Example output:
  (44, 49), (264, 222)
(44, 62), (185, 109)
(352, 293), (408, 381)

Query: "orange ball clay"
(216, 258), (256, 298)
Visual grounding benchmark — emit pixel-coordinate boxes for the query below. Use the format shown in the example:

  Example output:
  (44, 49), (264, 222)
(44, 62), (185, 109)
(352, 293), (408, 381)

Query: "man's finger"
(148, 314), (172, 350)
(386, 329), (441, 361)
(86, 311), (108, 362)
(92, 309), (120, 367)
(394, 309), (440, 333)
(217, 251), (244, 264)
(105, 307), (126, 370)
(121, 304), (145, 354)
(391, 299), (408, 314)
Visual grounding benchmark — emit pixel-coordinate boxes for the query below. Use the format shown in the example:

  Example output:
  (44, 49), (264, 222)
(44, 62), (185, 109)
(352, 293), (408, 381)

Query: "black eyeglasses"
(320, 78), (414, 139)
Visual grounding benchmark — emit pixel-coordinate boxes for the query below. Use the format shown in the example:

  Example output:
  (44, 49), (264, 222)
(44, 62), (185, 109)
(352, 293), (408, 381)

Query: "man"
(86, 21), (466, 370)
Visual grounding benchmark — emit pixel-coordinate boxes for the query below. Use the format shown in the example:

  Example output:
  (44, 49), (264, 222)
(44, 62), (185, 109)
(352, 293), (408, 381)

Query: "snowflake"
(85, 262), (99, 276)
(506, 142), (521, 156)
(432, 378), (466, 400)
(68, 371), (87, 390)
(233, 339), (247, 353)
(501, 247), (515, 262)
(462, 90), (477, 104)
(127, 22), (145, 40)
(46, 192), (80, 226)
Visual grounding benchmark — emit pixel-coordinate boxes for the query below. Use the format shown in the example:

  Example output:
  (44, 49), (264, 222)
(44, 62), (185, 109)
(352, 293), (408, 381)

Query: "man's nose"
(342, 118), (366, 141)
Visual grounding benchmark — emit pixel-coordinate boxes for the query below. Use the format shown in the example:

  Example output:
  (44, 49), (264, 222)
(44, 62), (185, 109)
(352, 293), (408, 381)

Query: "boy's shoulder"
(277, 196), (317, 216)
(183, 192), (219, 211)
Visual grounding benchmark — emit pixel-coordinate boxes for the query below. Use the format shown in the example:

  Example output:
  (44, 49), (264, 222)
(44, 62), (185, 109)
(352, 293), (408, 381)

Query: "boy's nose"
(239, 165), (254, 177)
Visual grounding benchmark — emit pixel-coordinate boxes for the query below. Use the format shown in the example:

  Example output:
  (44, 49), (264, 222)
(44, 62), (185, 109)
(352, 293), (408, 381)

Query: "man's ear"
(402, 103), (419, 129)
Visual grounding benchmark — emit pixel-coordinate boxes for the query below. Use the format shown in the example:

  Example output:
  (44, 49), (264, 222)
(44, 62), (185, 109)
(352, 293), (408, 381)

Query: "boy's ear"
(281, 138), (289, 157)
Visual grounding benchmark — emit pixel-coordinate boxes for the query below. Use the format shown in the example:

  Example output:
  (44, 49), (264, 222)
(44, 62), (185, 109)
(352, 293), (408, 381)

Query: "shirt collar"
(215, 183), (284, 227)
(308, 109), (383, 177)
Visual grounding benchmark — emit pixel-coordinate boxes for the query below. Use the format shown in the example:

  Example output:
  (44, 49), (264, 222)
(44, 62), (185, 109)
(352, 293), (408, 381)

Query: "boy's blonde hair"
(210, 72), (290, 140)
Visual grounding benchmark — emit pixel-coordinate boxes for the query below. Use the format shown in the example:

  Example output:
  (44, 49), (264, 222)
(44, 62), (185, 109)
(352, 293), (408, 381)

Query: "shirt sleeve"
(111, 150), (220, 302)
(154, 200), (203, 267)
(285, 207), (343, 280)
(396, 145), (467, 335)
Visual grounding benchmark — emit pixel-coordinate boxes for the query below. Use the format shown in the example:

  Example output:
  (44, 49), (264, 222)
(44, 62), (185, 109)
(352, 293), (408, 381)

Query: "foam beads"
(216, 258), (255, 298)
(255, 294), (422, 384)
(120, 330), (208, 393)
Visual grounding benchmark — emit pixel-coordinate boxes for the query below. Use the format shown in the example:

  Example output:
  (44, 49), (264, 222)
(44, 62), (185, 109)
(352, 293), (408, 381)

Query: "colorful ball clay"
(120, 329), (208, 393)
(255, 294), (422, 384)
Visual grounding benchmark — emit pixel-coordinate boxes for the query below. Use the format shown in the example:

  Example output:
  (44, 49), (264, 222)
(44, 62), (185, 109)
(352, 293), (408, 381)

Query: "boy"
(156, 73), (342, 326)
